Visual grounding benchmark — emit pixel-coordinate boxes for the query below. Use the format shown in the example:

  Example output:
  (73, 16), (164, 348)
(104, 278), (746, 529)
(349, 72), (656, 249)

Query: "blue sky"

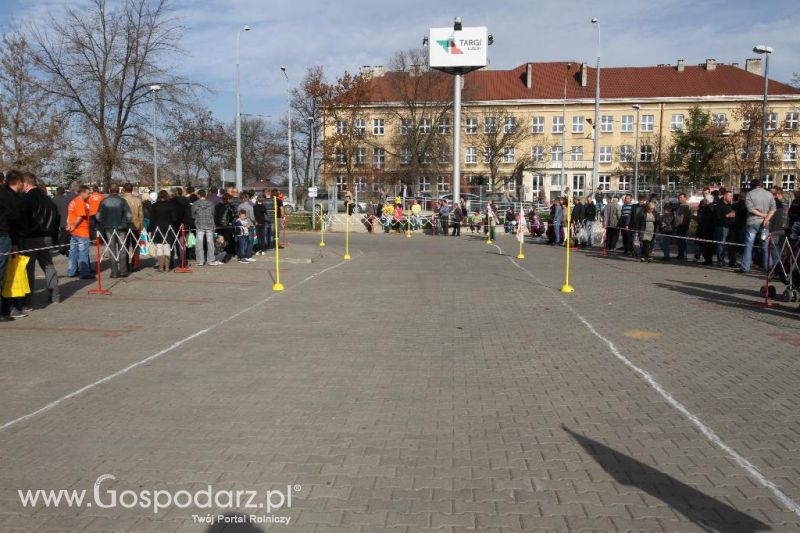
(1, 0), (798, 126)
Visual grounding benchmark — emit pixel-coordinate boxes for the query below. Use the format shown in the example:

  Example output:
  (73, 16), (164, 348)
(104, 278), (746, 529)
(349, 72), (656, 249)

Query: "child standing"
(234, 209), (255, 263)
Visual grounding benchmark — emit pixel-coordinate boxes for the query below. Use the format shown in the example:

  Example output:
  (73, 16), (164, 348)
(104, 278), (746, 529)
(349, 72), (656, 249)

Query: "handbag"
(1, 255), (31, 298)
(138, 229), (150, 255)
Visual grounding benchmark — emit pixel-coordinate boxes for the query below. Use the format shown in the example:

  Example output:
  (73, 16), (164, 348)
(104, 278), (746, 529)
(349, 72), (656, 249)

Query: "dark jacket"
(53, 192), (75, 230)
(170, 195), (193, 228)
(675, 204), (692, 232)
(583, 203), (597, 222)
(0, 185), (23, 245)
(96, 194), (132, 231)
(214, 201), (235, 229)
(150, 200), (177, 244)
(253, 202), (267, 225)
(696, 201), (716, 238)
(714, 201), (735, 228)
(571, 203), (585, 223)
(22, 187), (60, 240)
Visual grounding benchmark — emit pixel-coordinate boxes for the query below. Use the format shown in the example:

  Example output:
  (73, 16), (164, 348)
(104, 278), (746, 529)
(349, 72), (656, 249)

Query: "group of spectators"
(0, 174), (287, 322)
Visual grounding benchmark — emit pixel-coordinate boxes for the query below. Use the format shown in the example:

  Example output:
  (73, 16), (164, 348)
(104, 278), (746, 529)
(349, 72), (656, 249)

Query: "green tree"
(672, 106), (725, 186)
(61, 154), (84, 187)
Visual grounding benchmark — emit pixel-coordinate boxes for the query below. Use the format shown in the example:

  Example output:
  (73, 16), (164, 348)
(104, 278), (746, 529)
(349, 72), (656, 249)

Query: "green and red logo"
(436, 38), (463, 55)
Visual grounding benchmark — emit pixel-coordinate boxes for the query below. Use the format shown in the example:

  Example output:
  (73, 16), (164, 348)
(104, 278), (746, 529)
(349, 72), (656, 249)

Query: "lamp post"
(632, 104), (641, 199)
(560, 64), (572, 196)
(753, 44), (773, 182)
(591, 18), (601, 195)
(235, 25), (251, 191)
(280, 66), (294, 204)
(307, 115), (316, 188)
(149, 84), (161, 194)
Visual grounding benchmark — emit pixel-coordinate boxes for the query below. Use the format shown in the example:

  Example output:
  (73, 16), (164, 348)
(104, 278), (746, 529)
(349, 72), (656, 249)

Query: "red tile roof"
(363, 62), (800, 103)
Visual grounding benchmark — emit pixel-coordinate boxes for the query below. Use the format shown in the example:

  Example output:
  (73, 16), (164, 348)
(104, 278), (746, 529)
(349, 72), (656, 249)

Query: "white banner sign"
(428, 26), (488, 70)
(308, 187), (318, 198)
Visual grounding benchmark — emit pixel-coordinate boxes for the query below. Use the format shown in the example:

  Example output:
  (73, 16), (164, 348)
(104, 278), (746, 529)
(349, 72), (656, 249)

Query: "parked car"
(282, 199), (296, 214)
(304, 194), (366, 215)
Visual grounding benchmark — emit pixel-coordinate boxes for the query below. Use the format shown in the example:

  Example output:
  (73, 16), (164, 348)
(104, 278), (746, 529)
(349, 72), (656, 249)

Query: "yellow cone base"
(517, 253), (525, 259)
(486, 240), (493, 245)
(343, 254), (351, 260)
(406, 233), (411, 238)
(560, 284), (574, 293)
(319, 242), (326, 247)
(272, 283), (285, 292)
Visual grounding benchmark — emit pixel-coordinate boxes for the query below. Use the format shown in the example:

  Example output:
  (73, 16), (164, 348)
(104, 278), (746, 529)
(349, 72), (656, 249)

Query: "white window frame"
(400, 147), (412, 165)
(765, 143), (776, 161)
(483, 147), (493, 164)
(618, 175), (631, 191)
(572, 174), (585, 196)
(438, 147), (450, 164)
(531, 146), (545, 162)
(353, 118), (366, 136)
(572, 115), (585, 133)
(465, 147), (477, 164)
(767, 112), (777, 130)
(437, 176), (450, 193)
(354, 176), (367, 193)
(712, 113), (728, 128)
(484, 117), (497, 134)
(620, 145), (633, 162)
(667, 175), (680, 191)
(552, 116), (564, 134)
(640, 145), (654, 162)
(598, 175), (611, 191)
(531, 116), (545, 134)
(670, 114), (684, 131)
(570, 146), (583, 161)
(400, 119), (413, 135)
(419, 176), (431, 193)
(599, 146), (612, 163)
(419, 118), (432, 134)
(438, 117), (451, 134)
(641, 115), (655, 132)
(503, 116), (517, 133)
(372, 118), (384, 135)
(335, 120), (347, 135)
(784, 144), (798, 161)
(335, 175), (347, 192)
(621, 115), (634, 133)
(551, 145), (563, 162)
(372, 148), (385, 168)
(600, 115), (613, 133)
(503, 146), (516, 164)
(782, 173), (797, 191)
(764, 174), (774, 188)
(355, 146), (367, 165)
(786, 112), (799, 130)
(465, 117), (478, 134)
(335, 147), (346, 166)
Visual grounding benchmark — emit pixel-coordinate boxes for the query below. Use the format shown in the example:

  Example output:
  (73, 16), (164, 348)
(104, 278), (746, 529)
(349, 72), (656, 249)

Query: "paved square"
(1, 231), (799, 532)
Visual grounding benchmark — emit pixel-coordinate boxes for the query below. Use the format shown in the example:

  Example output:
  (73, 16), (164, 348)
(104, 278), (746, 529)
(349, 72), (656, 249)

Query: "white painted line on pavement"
(495, 243), (800, 518)
(0, 254), (357, 434)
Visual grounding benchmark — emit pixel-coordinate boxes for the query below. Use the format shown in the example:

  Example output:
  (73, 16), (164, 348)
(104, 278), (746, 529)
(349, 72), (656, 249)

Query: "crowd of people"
(0, 171), (288, 321)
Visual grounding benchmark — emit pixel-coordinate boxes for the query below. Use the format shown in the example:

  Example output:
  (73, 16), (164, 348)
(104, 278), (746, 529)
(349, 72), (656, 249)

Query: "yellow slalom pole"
(319, 202), (326, 247)
(272, 196), (284, 292)
(560, 193), (574, 293)
(343, 201), (351, 260)
(486, 210), (493, 245)
(406, 214), (411, 238)
(517, 227), (525, 259)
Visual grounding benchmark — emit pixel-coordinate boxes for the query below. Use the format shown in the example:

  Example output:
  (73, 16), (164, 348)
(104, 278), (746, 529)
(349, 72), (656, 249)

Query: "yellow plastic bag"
(1, 255), (31, 298)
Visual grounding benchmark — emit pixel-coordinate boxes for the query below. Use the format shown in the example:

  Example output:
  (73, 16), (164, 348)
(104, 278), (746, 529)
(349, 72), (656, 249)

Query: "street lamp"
(591, 18), (601, 196)
(280, 66), (294, 204)
(753, 44), (773, 183)
(149, 84), (162, 194)
(307, 115), (316, 188)
(632, 104), (641, 199)
(235, 25), (251, 191)
(560, 64), (572, 196)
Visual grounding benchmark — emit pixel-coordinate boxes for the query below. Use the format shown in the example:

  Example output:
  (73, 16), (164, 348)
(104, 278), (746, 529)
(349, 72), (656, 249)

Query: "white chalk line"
(493, 243), (800, 518)
(0, 253), (357, 433)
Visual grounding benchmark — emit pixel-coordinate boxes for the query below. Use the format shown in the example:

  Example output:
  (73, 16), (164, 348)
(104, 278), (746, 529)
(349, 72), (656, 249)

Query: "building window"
(355, 146), (367, 165)
(423, 150), (433, 164)
(465, 147), (477, 164)
(637, 175), (650, 191)
(786, 112), (799, 130)
(641, 115), (654, 132)
(784, 144), (798, 161)
(640, 145), (653, 162)
(670, 114), (684, 131)
(783, 174), (797, 190)
(667, 175), (680, 190)
(712, 113), (728, 128)
(335, 120), (347, 135)
(372, 180), (383, 192)
(438, 117), (451, 134)
(419, 119), (432, 134)
(532, 116), (545, 134)
(503, 116), (517, 133)
(531, 146), (545, 162)
(572, 115), (585, 133)
(465, 117), (478, 134)
(335, 176), (347, 192)
(400, 147), (412, 165)
(599, 146), (612, 163)
(503, 146), (516, 163)
(618, 175), (631, 191)
(354, 118), (366, 135)
(742, 114), (752, 131)
(419, 176), (431, 193)
(483, 147), (494, 164)
(372, 118), (384, 135)
(767, 112), (777, 130)
(570, 146), (583, 161)
(484, 117), (497, 133)
(438, 147), (450, 164)
(335, 147), (346, 165)
(572, 174), (585, 196)
(621, 115), (634, 132)
(354, 176), (367, 193)
(552, 116), (564, 134)
(437, 176), (450, 193)
(765, 143), (776, 161)
(601, 115), (614, 133)
(531, 174), (545, 190)
(598, 175), (610, 191)
(620, 145), (633, 162)
(400, 119), (413, 135)
(372, 148), (385, 168)
(764, 175), (774, 188)
(551, 145), (563, 161)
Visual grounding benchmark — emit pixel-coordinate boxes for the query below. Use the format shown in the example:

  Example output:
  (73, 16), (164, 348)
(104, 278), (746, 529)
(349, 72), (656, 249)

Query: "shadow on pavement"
(655, 279), (799, 320)
(205, 513), (265, 533)
(563, 426), (771, 532)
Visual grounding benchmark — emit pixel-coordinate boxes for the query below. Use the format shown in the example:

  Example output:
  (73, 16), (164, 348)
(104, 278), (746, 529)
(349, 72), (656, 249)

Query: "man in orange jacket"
(86, 185), (105, 239)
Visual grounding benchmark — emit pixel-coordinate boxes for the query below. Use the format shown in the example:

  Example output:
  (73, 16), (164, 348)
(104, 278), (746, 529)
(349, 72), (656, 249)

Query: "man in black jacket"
(21, 173), (61, 309)
(96, 184), (132, 278)
(0, 170), (26, 319)
(714, 191), (736, 267)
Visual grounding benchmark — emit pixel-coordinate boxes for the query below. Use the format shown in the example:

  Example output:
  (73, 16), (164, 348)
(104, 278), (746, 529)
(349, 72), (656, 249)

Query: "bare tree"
(0, 32), (64, 175)
(617, 131), (676, 193)
(29, 0), (192, 189)
(467, 110), (532, 196)
(290, 65), (326, 203)
(164, 105), (227, 187)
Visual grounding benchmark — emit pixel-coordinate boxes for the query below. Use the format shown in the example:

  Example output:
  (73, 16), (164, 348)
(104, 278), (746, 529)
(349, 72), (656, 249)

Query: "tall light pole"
(235, 25), (251, 191)
(753, 44), (773, 183)
(591, 18), (601, 195)
(632, 104), (641, 199)
(561, 64), (572, 196)
(149, 84), (161, 194)
(307, 115), (316, 188)
(280, 66), (294, 204)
